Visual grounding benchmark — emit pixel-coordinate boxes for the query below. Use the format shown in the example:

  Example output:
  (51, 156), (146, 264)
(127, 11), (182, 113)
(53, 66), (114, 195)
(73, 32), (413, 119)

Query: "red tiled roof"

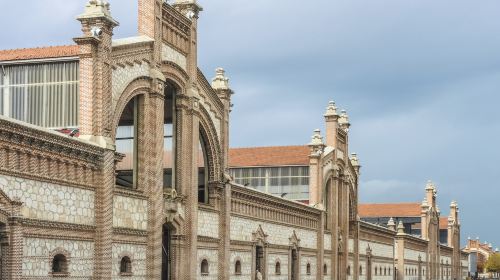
(358, 203), (421, 218)
(439, 217), (449, 229)
(229, 146), (309, 167)
(0, 45), (79, 62)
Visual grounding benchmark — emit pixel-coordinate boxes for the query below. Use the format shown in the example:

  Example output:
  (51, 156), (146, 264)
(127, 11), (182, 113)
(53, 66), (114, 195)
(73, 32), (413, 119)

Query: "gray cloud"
(1, 0), (499, 246)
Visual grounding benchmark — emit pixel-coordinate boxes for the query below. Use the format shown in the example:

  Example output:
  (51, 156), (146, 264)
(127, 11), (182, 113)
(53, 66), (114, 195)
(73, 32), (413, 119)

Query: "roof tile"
(229, 145), (309, 167)
(0, 45), (79, 62)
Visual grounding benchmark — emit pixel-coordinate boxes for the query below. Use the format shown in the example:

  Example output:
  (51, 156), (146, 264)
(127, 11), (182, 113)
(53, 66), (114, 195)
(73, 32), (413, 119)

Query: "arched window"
(120, 256), (132, 275)
(163, 84), (176, 191)
(201, 259), (209, 275)
(198, 131), (209, 203)
(347, 265), (351, 275)
(116, 96), (142, 188)
(275, 261), (281, 275)
(235, 260), (241, 275)
(375, 267), (378, 275)
(324, 179), (331, 229)
(323, 264), (328, 275)
(52, 254), (68, 275)
(384, 267), (387, 275)
(306, 263), (311, 275)
(360, 265), (363, 275)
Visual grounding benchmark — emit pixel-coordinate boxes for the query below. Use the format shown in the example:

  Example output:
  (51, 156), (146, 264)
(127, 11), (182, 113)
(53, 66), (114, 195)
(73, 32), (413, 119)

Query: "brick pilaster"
(144, 87), (165, 279)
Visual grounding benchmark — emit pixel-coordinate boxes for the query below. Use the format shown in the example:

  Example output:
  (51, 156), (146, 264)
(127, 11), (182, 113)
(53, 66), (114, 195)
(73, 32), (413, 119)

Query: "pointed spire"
(387, 217), (396, 231)
(324, 101), (338, 117)
(211, 68), (230, 90)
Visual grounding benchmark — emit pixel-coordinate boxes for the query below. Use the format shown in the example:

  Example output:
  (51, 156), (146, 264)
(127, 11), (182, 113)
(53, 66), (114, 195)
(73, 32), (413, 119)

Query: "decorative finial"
(387, 217), (396, 231)
(78, 0), (117, 26)
(324, 101), (338, 117)
(309, 129), (324, 146)
(338, 109), (350, 128)
(426, 180), (436, 191)
(397, 221), (405, 235)
(350, 153), (360, 167)
(451, 200), (458, 208)
(211, 67), (230, 90)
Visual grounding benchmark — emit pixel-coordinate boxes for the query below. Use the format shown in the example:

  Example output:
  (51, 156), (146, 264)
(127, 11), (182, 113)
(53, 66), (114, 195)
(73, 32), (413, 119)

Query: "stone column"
(317, 212), (325, 280)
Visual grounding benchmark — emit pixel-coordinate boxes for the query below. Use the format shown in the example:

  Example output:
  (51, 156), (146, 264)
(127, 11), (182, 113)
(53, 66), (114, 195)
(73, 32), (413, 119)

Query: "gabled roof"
(358, 203), (421, 218)
(0, 45), (79, 62)
(229, 145), (310, 168)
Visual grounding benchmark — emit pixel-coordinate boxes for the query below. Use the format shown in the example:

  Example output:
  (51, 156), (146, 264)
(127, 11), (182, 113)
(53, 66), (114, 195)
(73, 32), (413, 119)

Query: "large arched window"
(116, 96), (142, 188)
(52, 254), (68, 275)
(163, 84), (176, 190)
(323, 264), (328, 275)
(306, 263), (311, 275)
(198, 131), (208, 203)
(324, 179), (331, 229)
(347, 265), (351, 276)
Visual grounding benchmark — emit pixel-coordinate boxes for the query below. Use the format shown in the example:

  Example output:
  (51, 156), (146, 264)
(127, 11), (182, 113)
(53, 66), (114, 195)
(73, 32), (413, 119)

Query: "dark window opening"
(235, 260), (241, 275)
(52, 254), (68, 275)
(201, 259), (209, 275)
(120, 256), (132, 275)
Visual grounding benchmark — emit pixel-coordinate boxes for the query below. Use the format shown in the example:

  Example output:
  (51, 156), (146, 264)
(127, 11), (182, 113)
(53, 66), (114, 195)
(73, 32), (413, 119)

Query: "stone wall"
(360, 240), (394, 259)
(403, 248), (426, 261)
(324, 257), (332, 280)
(0, 174), (95, 225)
(230, 250), (252, 280)
(324, 233), (332, 250)
(162, 43), (187, 71)
(267, 253), (288, 280)
(197, 248), (219, 280)
(113, 195), (148, 230)
(300, 254), (317, 280)
(198, 210), (219, 238)
(230, 216), (317, 249)
(22, 237), (94, 279)
(111, 243), (147, 280)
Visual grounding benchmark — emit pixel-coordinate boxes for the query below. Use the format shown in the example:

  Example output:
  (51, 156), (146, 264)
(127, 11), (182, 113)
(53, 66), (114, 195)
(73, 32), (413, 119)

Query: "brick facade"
(0, 1), (469, 279)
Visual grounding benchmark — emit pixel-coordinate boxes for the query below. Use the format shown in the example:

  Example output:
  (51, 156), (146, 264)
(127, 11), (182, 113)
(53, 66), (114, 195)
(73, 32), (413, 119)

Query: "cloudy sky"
(1, 0), (499, 247)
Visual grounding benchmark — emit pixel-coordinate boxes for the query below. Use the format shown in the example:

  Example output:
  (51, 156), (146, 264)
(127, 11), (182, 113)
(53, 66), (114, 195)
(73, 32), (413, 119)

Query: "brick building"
(0, 0), (470, 279)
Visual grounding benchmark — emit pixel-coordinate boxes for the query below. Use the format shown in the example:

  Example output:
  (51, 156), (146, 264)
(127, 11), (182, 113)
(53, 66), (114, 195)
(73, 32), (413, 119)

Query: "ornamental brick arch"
(111, 77), (152, 141)
(198, 106), (223, 183)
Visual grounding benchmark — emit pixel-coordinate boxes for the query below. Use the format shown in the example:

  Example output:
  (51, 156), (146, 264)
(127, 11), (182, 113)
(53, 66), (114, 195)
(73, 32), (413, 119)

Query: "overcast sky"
(1, 0), (499, 247)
